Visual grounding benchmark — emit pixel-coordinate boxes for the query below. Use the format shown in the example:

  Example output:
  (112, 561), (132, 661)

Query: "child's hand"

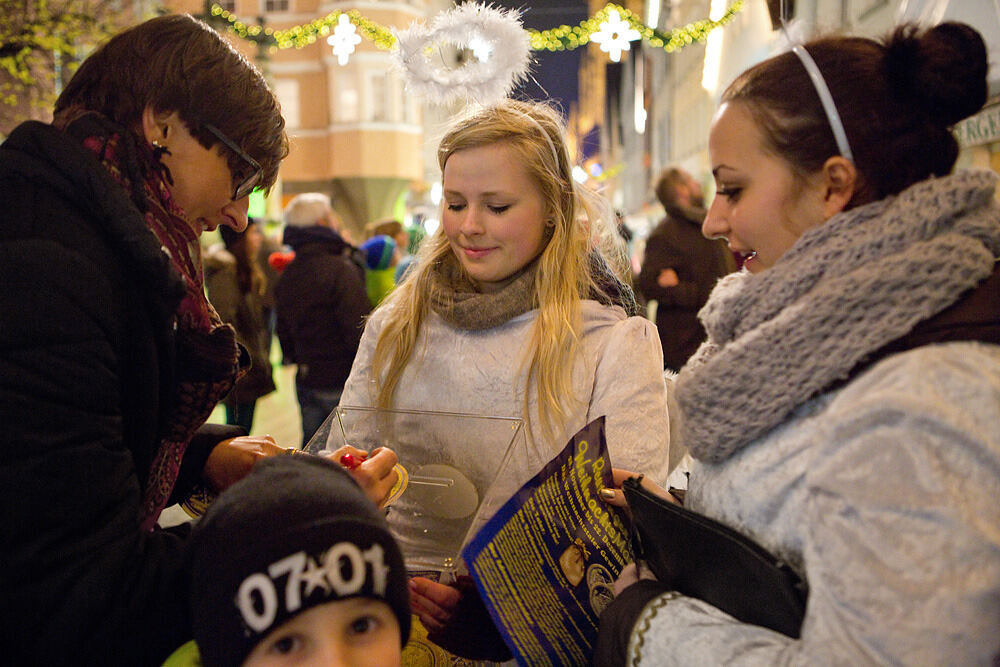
(409, 577), (461, 633)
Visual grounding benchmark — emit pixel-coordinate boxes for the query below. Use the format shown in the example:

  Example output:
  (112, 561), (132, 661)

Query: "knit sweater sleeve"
(625, 343), (1000, 666)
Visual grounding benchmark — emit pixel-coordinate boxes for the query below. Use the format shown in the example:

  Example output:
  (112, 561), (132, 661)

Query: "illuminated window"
(272, 79), (300, 129)
(263, 0), (289, 13)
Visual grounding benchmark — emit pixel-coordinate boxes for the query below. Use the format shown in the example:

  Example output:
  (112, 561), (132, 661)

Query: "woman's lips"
(462, 246), (494, 259)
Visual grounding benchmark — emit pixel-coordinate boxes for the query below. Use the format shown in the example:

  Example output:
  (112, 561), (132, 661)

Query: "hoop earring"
(151, 140), (171, 161)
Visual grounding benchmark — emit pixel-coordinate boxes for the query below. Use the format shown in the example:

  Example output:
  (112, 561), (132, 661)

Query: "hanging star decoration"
(590, 9), (640, 62)
(327, 13), (362, 65)
(392, 2), (531, 107)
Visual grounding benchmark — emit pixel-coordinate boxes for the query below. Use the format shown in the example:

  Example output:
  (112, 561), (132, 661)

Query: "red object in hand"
(340, 452), (368, 469)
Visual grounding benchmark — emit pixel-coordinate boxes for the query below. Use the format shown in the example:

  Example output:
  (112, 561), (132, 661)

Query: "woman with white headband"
(596, 21), (1000, 666)
(338, 98), (671, 659)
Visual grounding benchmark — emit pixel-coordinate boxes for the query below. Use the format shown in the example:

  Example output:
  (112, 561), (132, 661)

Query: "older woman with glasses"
(0, 14), (394, 666)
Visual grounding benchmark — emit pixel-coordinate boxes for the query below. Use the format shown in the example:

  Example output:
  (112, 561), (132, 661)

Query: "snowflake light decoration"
(327, 14), (362, 66)
(590, 9), (640, 62)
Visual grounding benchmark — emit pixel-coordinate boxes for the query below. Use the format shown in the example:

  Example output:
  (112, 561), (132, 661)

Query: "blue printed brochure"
(462, 416), (634, 666)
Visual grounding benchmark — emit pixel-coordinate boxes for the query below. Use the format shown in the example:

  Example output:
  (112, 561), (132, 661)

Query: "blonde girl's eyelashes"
(445, 201), (511, 214)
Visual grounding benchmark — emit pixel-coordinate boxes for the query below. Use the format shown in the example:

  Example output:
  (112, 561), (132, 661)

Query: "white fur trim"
(392, 3), (531, 106)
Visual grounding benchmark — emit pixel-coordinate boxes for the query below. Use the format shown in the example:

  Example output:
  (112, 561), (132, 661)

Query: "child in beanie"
(189, 454), (410, 667)
(359, 234), (399, 307)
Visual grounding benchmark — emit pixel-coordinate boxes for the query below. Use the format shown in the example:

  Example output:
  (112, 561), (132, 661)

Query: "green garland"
(208, 1), (743, 54)
(531, 2), (743, 52)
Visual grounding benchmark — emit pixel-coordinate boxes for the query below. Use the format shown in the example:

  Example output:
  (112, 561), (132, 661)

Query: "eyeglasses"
(202, 122), (263, 201)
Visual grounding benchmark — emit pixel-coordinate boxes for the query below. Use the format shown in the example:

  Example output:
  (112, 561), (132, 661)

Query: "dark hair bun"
(884, 21), (987, 126)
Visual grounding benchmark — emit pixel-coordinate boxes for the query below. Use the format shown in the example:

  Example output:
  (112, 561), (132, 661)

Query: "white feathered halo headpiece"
(392, 3), (532, 107)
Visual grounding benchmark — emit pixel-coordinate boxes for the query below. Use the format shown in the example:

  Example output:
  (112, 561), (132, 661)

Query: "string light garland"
(530, 1), (743, 53)
(208, 1), (743, 57)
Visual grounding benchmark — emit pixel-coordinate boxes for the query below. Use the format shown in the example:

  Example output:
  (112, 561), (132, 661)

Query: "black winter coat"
(637, 214), (736, 371)
(0, 121), (243, 666)
(275, 226), (371, 390)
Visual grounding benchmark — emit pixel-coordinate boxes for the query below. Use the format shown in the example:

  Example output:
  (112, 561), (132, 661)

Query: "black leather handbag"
(622, 476), (808, 638)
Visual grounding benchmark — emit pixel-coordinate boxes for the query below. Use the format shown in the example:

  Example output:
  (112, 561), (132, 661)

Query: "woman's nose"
(702, 201), (727, 241)
(222, 198), (250, 233)
(459, 207), (484, 235)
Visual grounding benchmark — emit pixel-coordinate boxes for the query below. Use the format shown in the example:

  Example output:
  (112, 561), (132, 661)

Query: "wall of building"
(631, 0), (1000, 236)
(165, 0), (429, 233)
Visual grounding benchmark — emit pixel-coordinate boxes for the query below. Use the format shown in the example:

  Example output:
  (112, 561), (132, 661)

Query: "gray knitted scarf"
(428, 249), (640, 330)
(428, 251), (539, 330)
(676, 170), (1000, 463)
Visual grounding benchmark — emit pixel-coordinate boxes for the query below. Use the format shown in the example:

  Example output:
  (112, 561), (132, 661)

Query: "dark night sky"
(498, 1), (589, 118)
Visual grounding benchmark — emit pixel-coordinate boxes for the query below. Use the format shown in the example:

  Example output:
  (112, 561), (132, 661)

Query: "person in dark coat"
(637, 167), (737, 371)
(275, 192), (372, 447)
(0, 14), (299, 666)
(204, 220), (277, 432)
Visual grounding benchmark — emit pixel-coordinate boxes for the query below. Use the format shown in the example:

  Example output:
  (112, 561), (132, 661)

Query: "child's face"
(703, 101), (827, 273)
(442, 143), (549, 293)
(242, 598), (401, 667)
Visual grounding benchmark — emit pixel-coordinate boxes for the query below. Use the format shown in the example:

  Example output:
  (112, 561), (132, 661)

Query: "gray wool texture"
(676, 170), (1000, 463)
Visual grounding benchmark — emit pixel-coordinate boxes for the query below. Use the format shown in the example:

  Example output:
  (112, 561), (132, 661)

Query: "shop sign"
(955, 102), (1000, 148)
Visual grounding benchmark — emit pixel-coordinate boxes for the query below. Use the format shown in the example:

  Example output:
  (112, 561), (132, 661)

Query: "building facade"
(168, 0), (434, 237)
(599, 0), (1000, 237)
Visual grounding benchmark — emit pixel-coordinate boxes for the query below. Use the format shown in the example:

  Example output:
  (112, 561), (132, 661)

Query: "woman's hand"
(613, 561), (660, 596)
(599, 468), (680, 507)
(328, 444), (399, 508)
(203, 434), (290, 493)
(409, 577), (461, 633)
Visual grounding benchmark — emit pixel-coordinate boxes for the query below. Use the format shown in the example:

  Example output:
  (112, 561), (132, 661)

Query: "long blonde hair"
(371, 99), (625, 445)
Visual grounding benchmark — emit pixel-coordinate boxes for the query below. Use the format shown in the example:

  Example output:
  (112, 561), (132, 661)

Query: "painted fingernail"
(341, 453), (368, 469)
(599, 488), (616, 501)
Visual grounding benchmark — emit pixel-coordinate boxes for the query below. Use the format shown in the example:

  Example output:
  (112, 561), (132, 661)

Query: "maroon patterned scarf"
(74, 115), (241, 530)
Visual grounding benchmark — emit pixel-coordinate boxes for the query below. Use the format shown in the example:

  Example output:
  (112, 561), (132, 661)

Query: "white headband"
(791, 44), (855, 161)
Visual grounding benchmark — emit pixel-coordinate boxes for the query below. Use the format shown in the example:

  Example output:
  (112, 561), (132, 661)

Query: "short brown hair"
(55, 13), (288, 191)
(653, 167), (689, 210)
(367, 219), (404, 240)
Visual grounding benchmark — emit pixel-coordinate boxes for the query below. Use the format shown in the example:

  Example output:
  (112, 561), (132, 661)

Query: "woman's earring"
(151, 140), (171, 160)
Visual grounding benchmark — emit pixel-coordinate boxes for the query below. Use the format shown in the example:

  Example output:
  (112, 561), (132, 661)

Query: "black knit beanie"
(190, 454), (410, 667)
